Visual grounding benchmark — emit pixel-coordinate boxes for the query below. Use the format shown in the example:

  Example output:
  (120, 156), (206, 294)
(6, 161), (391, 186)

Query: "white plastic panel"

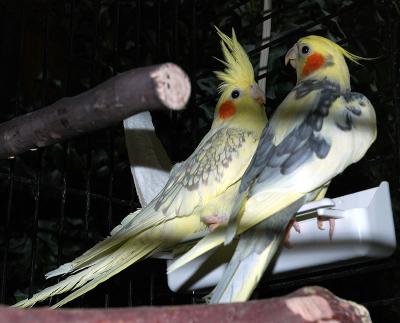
(167, 182), (397, 292)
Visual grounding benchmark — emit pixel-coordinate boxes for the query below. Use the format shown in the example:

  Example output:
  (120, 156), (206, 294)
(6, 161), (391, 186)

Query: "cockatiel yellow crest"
(169, 36), (377, 303)
(214, 28), (255, 91)
(13, 28), (267, 308)
(211, 27), (266, 128)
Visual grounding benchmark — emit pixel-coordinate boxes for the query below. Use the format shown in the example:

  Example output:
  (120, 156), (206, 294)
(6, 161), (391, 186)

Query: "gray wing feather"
(335, 92), (366, 131)
(240, 78), (339, 194)
(224, 79), (339, 244)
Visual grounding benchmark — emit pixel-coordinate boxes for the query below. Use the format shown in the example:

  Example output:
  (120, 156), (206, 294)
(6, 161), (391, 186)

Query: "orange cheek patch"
(301, 53), (325, 77)
(218, 100), (236, 119)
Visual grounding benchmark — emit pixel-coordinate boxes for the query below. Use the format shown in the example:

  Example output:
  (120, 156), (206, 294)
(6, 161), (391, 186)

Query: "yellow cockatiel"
(169, 36), (377, 303)
(13, 29), (267, 308)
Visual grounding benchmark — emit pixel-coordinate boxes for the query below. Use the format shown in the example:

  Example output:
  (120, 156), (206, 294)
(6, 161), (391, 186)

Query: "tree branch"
(0, 63), (190, 159)
(2, 287), (371, 322)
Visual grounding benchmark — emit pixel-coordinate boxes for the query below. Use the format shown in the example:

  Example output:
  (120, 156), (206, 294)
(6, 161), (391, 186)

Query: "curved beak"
(250, 83), (266, 105)
(285, 45), (298, 69)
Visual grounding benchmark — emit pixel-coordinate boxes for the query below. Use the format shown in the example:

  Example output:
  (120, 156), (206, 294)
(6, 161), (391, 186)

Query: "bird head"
(285, 35), (364, 90)
(213, 28), (266, 126)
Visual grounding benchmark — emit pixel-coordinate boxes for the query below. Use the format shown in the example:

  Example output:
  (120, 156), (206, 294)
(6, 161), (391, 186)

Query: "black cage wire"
(0, 0), (399, 321)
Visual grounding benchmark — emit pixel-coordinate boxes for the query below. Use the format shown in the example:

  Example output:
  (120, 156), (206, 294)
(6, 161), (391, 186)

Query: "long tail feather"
(45, 208), (143, 279)
(46, 203), (165, 279)
(224, 189), (247, 245)
(51, 240), (159, 308)
(208, 198), (305, 303)
(168, 192), (303, 273)
(13, 236), (161, 308)
(167, 227), (226, 273)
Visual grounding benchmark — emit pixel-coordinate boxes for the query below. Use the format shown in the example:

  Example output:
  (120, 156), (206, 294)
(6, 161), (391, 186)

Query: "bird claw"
(284, 218), (301, 248)
(285, 213), (337, 247)
(317, 216), (336, 240)
(292, 220), (301, 234)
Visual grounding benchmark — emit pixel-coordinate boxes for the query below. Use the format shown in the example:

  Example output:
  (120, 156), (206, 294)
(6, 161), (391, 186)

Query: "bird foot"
(317, 216), (336, 240)
(284, 218), (301, 248)
(201, 215), (228, 231)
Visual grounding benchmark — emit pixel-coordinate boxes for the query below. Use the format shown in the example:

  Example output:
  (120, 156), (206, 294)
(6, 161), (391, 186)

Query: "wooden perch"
(1, 286), (371, 323)
(0, 63), (191, 159)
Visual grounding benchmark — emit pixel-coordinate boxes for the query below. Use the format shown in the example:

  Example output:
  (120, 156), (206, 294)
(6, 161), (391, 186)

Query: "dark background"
(0, 0), (399, 321)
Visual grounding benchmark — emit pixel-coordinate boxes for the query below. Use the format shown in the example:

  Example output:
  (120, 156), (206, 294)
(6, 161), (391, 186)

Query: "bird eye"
(230, 89), (242, 99)
(301, 45), (311, 56)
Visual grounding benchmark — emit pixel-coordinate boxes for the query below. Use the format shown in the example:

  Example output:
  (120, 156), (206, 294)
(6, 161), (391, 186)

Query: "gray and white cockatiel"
(168, 35), (377, 303)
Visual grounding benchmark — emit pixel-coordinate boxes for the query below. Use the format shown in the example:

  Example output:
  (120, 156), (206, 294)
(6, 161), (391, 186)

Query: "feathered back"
(214, 27), (255, 92)
(300, 35), (367, 65)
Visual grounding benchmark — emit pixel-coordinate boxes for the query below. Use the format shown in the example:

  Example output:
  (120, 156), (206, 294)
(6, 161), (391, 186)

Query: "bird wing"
(205, 90), (377, 303)
(169, 78), (376, 272)
(151, 126), (259, 219)
(224, 78), (341, 242)
(229, 82), (376, 240)
(46, 126), (260, 280)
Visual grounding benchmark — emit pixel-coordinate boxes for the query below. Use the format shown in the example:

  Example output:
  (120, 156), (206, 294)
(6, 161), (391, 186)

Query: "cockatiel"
(168, 35), (377, 303)
(13, 28), (267, 308)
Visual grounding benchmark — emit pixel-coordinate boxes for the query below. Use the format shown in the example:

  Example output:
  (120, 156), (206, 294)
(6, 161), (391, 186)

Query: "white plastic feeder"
(166, 182), (397, 292)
